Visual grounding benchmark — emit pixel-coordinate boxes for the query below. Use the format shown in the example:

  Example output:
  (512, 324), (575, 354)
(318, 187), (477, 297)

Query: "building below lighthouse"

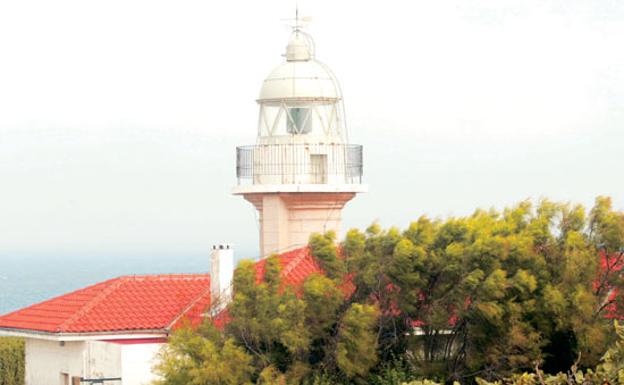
(0, 247), (326, 385)
(233, 25), (367, 256)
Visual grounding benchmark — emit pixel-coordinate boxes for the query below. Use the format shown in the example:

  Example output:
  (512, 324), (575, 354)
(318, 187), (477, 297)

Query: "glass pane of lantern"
(287, 107), (312, 134)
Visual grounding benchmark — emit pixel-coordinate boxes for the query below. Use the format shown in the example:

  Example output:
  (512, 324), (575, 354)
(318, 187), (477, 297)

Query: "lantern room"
(256, 30), (345, 144)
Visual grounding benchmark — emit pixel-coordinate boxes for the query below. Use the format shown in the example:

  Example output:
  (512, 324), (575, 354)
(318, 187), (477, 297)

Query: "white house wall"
(25, 339), (85, 385)
(24, 338), (122, 385)
(85, 341), (122, 380)
(121, 343), (164, 385)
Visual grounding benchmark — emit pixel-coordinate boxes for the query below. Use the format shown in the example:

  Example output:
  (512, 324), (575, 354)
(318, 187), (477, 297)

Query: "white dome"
(257, 30), (341, 103)
(258, 59), (341, 102)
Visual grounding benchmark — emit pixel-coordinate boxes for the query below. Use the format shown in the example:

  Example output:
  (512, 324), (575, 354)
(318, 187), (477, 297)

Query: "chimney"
(210, 244), (234, 312)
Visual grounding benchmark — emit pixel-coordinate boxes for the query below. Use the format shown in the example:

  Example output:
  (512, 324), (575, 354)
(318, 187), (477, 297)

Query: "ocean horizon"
(0, 251), (254, 315)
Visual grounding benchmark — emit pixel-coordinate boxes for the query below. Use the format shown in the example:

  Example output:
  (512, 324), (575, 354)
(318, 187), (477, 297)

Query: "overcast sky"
(0, 0), (622, 259)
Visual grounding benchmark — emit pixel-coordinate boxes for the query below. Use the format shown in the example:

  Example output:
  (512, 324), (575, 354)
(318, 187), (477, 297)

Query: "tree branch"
(534, 361), (546, 385)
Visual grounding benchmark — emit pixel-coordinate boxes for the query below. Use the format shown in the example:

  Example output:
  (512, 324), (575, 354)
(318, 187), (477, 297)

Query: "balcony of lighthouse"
(235, 142), (363, 187)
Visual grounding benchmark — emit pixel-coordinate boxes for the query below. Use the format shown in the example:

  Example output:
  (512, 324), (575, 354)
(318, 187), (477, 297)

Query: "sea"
(0, 252), (253, 315)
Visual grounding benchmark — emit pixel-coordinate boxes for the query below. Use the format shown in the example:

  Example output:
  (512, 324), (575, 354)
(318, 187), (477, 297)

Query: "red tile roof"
(597, 250), (624, 319)
(0, 274), (211, 334)
(0, 247), (323, 335)
(255, 247), (323, 286)
(254, 247), (355, 297)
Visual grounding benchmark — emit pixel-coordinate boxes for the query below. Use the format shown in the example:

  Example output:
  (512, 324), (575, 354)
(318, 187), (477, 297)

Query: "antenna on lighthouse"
(296, 4), (299, 32)
(281, 4), (312, 31)
(281, 5), (315, 59)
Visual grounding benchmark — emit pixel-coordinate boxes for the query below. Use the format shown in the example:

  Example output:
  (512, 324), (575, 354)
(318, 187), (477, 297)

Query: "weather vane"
(282, 2), (312, 33)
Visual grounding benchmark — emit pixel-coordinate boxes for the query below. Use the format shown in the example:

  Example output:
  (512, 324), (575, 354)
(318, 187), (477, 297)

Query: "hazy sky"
(0, 0), (622, 259)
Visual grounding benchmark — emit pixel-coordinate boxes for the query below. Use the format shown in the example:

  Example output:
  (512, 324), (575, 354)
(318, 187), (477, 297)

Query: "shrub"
(0, 337), (25, 385)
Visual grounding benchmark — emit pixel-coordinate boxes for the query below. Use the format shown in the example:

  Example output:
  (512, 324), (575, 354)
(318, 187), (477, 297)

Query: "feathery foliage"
(155, 197), (624, 384)
(0, 337), (24, 385)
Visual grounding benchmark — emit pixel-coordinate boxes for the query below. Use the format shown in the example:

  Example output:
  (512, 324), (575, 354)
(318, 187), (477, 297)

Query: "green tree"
(335, 303), (379, 380)
(340, 197), (624, 381)
(155, 253), (380, 385)
(0, 337), (25, 385)
(155, 197), (624, 385)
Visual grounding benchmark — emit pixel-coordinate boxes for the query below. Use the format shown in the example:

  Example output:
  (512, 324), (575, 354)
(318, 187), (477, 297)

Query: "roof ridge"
(166, 283), (212, 331)
(118, 273), (209, 281)
(57, 277), (127, 332)
(280, 247), (311, 278)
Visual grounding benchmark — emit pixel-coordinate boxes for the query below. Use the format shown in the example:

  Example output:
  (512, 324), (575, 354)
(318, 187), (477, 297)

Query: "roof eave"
(0, 327), (168, 342)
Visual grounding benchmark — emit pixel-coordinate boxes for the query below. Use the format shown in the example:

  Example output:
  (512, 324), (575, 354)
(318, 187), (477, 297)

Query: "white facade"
(25, 339), (90, 385)
(120, 343), (164, 385)
(23, 337), (163, 385)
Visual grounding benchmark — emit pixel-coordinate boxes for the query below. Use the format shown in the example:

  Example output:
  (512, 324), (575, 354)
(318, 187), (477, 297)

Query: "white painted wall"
(121, 343), (164, 385)
(24, 338), (123, 385)
(23, 338), (162, 385)
(25, 339), (86, 385)
(85, 341), (122, 380)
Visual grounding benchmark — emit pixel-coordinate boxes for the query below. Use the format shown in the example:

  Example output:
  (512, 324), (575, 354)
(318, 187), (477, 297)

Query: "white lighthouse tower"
(233, 21), (367, 256)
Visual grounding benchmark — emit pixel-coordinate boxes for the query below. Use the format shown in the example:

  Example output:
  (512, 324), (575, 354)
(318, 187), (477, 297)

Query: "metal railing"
(236, 143), (363, 184)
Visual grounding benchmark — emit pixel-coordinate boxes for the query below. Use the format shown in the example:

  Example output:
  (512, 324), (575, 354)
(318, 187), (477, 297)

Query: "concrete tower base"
(234, 185), (366, 256)
(243, 192), (354, 256)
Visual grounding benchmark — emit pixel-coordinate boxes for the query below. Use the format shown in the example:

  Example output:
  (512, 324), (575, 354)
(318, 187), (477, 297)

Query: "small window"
(287, 108), (312, 134)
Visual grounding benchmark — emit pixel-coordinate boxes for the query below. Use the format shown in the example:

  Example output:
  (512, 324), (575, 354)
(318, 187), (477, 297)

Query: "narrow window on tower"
(287, 107), (312, 134)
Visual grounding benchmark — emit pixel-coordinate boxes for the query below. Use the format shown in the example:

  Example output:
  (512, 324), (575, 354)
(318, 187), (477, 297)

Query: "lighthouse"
(233, 22), (367, 256)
